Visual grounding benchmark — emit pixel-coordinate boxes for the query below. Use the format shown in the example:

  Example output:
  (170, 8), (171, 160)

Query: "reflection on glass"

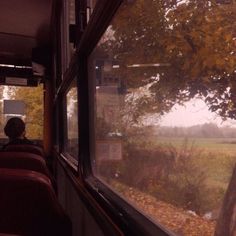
(61, 0), (76, 73)
(68, 0), (76, 60)
(64, 81), (78, 159)
(89, 0), (236, 235)
(0, 85), (44, 140)
(69, 0), (75, 25)
(86, 0), (97, 22)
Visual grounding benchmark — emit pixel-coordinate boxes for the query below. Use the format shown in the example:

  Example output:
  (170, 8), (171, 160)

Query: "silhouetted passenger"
(2, 117), (33, 150)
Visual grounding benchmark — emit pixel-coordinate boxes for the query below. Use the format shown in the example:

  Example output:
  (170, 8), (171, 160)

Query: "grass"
(151, 137), (236, 204)
(101, 135), (236, 214)
(155, 137), (236, 155)
(129, 136), (236, 198)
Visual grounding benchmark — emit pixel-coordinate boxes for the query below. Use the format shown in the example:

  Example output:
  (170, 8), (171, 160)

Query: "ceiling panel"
(0, 0), (53, 67)
(0, 0), (52, 38)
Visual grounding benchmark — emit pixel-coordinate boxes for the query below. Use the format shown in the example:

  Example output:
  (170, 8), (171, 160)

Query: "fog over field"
(159, 98), (236, 128)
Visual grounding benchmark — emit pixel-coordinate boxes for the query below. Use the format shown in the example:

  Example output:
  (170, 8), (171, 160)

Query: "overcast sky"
(159, 98), (236, 128)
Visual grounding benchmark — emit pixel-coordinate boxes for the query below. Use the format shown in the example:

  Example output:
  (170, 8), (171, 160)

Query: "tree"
(98, 0), (236, 122)
(10, 85), (44, 139)
(201, 123), (223, 137)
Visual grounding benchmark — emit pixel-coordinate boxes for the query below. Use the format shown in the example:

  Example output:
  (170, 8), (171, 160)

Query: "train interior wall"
(54, 156), (105, 236)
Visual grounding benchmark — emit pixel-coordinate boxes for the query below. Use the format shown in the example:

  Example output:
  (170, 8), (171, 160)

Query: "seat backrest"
(0, 152), (49, 177)
(0, 169), (71, 236)
(0, 233), (21, 236)
(4, 145), (45, 157)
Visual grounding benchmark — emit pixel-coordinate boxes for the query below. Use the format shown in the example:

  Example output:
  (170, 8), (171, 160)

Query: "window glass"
(86, 0), (98, 23)
(68, 0), (76, 58)
(89, 1), (236, 235)
(64, 79), (78, 160)
(53, 103), (60, 151)
(61, 0), (76, 73)
(0, 85), (44, 143)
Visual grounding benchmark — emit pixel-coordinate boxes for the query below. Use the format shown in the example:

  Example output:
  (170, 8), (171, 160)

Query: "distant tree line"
(156, 123), (236, 138)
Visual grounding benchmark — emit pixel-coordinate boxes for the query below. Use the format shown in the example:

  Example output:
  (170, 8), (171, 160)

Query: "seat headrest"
(0, 169), (71, 236)
(4, 145), (45, 157)
(0, 152), (49, 177)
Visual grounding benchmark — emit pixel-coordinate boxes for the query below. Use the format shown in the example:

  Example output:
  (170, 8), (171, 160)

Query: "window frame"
(53, 0), (180, 235)
(59, 0), (78, 75)
(54, 0), (80, 169)
(62, 78), (79, 166)
(55, 57), (79, 169)
(77, 0), (176, 235)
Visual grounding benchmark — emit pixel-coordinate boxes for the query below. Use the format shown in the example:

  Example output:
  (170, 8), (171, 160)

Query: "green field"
(155, 137), (236, 183)
(155, 137), (236, 155)
(128, 136), (236, 208)
(100, 136), (236, 213)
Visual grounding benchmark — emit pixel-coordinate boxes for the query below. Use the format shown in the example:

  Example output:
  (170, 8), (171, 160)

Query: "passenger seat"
(0, 168), (71, 236)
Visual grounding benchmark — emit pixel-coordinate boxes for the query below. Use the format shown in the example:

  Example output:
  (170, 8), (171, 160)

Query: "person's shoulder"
(6, 138), (33, 146)
(23, 138), (34, 145)
(1, 143), (8, 151)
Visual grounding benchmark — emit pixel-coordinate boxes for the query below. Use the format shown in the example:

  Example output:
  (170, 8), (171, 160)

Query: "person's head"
(4, 117), (26, 140)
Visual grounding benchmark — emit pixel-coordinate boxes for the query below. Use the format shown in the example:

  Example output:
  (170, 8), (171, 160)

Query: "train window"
(63, 79), (79, 163)
(60, 0), (76, 73)
(0, 85), (44, 141)
(53, 103), (60, 152)
(89, 0), (236, 235)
